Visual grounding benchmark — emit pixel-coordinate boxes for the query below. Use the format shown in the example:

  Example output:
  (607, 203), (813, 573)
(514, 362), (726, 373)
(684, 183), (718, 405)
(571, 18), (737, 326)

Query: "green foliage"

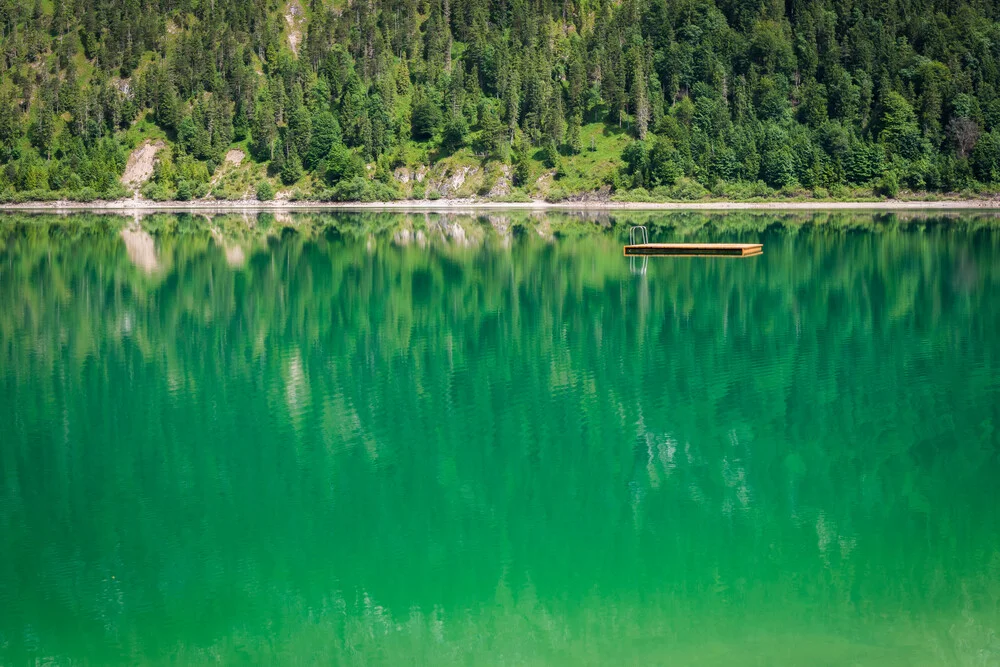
(141, 181), (172, 201)
(306, 112), (342, 170)
(876, 171), (900, 198)
(3, 0), (1000, 201)
(667, 177), (709, 201)
(880, 92), (925, 160)
(256, 181), (275, 201)
(176, 181), (193, 201)
(442, 115), (468, 151)
(846, 141), (885, 184)
(327, 177), (399, 202)
(411, 91), (442, 142)
(972, 131), (1000, 182)
(324, 143), (365, 186)
(250, 88), (278, 163)
(648, 137), (682, 187)
(280, 153), (304, 186)
(513, 138), (533, 187)
(477, 102), (508, 161)
(620, 137), (682, 190)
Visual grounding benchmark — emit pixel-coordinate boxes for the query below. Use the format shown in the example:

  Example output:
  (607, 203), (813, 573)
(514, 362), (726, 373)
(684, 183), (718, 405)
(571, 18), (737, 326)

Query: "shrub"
(750, 181), (773, 198)
(876, 171), (899, 198)
(176, 180), (193, 201)
(64, 173), (84, 191)
(256, 181), (275, 201)
(14, 189), (60, 202)
(715, 180), (775, 200)
(141, 182), (172, 201)
(829, 183), (850, 198)
(668, 177), (709, 201)
(331, 176), (369, 201)
(329, 176), (400, 202)
(491, 190), (533, 203)
(324, 143), (365, 185)
(69, 187), (100, 202)
(612, 187), (653, 202)
(544, 187), (569, 202)
(650, 185), (672, 200)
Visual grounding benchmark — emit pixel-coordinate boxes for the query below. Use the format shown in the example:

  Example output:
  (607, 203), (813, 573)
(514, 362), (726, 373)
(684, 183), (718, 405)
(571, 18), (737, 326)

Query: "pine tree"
(442, 113), (468, 150)
(543, 87), (565, 149)
(566, 112), (582, 155)
(250, 87), (277, 162)
(478, 102), (507, 160)
(410, 88), (442, 141)
(29, 108), (56, 160)
(306, 111), (342, 170)
(281, 150), (304, 185)
(0, 90), (20, 156)
(632, 71), (650, 139)
(339, 73), (368, 147)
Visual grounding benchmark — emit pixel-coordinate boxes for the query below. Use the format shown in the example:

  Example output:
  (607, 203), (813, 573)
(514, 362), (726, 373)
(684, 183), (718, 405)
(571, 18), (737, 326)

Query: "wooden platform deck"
(624, 243), (763, 257)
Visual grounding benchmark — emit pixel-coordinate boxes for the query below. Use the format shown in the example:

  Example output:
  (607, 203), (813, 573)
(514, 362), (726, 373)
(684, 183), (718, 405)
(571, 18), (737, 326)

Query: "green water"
(1, 211), (999, 666)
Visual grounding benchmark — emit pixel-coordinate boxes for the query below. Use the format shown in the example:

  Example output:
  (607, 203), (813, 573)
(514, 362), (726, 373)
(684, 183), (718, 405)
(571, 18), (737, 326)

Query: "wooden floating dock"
(624, 243), (763, 257)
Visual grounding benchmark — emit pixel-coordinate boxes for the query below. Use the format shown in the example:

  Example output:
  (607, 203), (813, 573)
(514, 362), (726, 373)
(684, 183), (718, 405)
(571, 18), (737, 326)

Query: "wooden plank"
(630, 251), (765, 258)
(624, 243), (763, 257)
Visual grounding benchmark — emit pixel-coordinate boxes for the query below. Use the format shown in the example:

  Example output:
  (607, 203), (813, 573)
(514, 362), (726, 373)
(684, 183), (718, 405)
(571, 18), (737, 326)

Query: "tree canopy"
(1, 0), (1000, 200)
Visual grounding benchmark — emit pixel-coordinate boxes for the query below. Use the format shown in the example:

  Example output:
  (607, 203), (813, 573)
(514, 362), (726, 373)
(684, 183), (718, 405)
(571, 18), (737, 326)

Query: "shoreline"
(3, 197), (1000, 213)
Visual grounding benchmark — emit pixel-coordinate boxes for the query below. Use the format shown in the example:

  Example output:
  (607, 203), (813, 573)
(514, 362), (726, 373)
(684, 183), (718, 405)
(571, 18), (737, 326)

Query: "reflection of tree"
(0, 212), (999, 665)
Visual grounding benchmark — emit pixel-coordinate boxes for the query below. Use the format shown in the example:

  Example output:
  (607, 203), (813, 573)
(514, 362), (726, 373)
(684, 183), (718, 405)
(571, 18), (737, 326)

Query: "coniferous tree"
(0, 0), (999, 200)
(251, 87), (278, 162)
(306, 111), (342, 170)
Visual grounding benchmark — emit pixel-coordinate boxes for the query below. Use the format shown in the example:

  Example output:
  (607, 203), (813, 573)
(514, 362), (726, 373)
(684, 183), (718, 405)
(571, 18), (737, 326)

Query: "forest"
(2, 0), (1000, 201)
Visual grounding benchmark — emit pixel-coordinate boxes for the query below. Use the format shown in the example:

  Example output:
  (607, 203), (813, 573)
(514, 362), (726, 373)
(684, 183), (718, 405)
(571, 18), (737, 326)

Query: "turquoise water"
(1, 211), (998, 665)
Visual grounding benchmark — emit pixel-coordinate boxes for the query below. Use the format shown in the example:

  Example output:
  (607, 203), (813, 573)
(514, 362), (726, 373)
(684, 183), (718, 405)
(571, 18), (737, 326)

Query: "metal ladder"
(629, 225), (649, 245)
(629, 226), (649, 276)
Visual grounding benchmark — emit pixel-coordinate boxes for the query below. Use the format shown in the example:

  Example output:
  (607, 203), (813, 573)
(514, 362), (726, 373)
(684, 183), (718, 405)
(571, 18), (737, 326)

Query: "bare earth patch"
(210, 149), (247, 187)
(224, 149), (245, 167)
(285, 2), (304, 56)
(121, 140), (165, 189)
(489, 165), (514, 197)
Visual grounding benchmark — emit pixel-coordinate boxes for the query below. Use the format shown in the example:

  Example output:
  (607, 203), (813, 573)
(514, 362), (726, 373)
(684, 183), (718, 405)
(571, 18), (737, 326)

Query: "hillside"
(2, 0), (1000, 202)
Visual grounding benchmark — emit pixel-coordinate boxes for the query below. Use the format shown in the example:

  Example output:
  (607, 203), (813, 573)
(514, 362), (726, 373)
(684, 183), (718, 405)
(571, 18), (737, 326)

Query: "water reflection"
(0, 211), (998, 665)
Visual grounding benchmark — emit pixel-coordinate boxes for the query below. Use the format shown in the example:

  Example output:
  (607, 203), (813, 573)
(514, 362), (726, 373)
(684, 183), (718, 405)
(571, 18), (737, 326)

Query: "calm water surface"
(1, 211), (999, 665)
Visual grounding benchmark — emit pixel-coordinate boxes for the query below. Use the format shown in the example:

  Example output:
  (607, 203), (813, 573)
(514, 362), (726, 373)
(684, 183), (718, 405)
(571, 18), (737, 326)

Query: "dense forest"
(2, 0), (1000, 201)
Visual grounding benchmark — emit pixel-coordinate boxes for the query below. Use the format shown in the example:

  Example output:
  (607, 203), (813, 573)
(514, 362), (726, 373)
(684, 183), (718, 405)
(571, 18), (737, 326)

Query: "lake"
(1, 210), (998, 665)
